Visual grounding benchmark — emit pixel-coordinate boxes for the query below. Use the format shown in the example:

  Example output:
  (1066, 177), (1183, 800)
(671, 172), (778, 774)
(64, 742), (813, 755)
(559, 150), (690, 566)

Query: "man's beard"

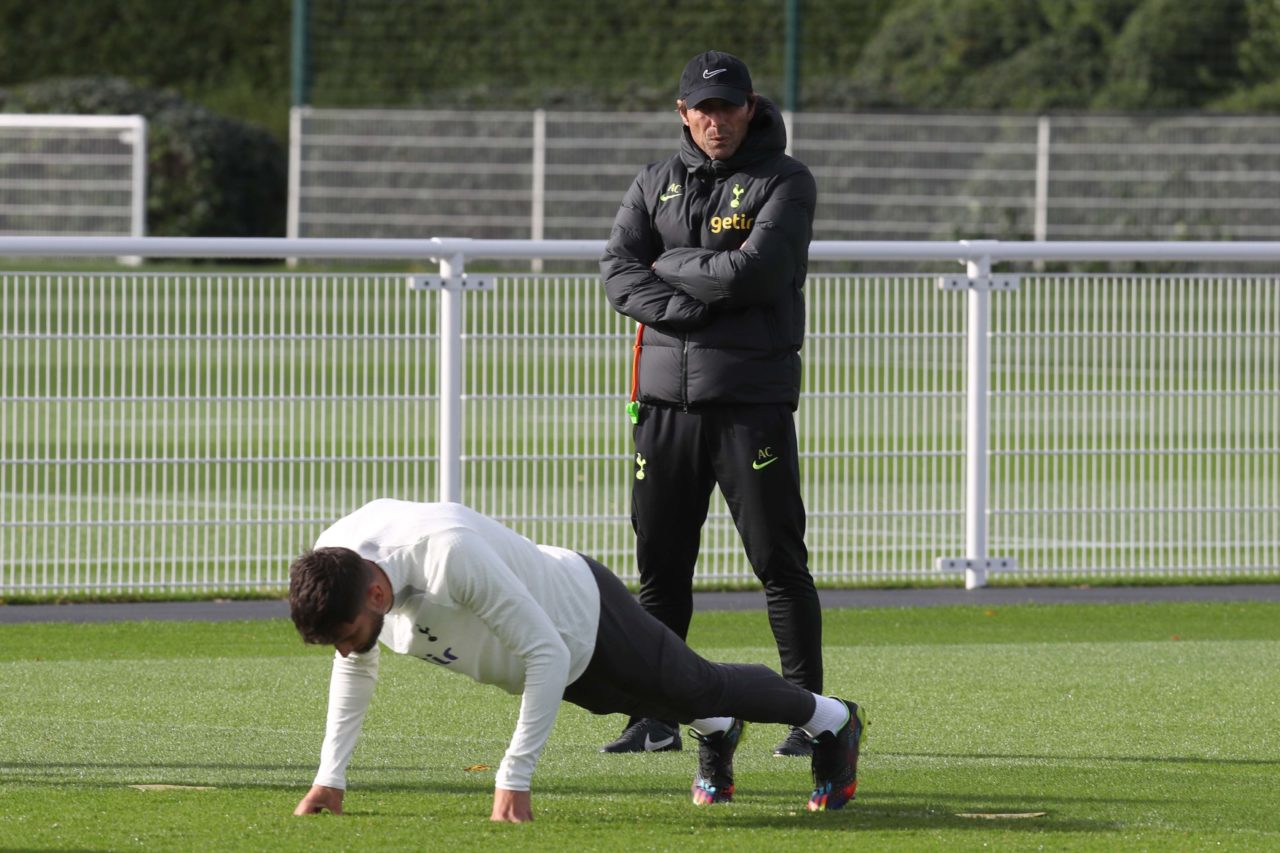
(357, 611), (384, 654)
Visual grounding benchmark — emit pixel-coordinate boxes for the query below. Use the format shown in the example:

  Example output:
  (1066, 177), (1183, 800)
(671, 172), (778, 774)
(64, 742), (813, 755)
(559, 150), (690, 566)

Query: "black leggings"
(562, 556), (816, 726)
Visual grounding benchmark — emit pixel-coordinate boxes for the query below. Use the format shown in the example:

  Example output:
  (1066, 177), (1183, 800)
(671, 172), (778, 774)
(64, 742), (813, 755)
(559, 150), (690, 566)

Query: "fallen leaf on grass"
(464, 764), (492, 772)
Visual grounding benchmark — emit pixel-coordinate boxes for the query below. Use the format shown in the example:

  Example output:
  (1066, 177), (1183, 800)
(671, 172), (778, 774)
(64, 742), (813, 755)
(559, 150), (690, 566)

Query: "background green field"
(2, 601), (1277, 851)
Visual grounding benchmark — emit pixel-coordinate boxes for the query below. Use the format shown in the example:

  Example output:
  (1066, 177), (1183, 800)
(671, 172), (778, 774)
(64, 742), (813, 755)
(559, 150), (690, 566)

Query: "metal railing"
(289, 109), (1280, 243)
(2, 237), (1278, 594)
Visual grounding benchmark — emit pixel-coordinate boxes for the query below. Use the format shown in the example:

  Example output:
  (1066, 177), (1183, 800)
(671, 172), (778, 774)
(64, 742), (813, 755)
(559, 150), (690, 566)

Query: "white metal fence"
(1, 237), (1278, 595)
(0, 115), (147, 239)
(289, 109), (1280, 243)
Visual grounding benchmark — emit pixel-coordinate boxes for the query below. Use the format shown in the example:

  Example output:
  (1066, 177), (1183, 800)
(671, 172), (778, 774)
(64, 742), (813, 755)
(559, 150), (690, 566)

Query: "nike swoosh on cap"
(702, 68), (727, 79)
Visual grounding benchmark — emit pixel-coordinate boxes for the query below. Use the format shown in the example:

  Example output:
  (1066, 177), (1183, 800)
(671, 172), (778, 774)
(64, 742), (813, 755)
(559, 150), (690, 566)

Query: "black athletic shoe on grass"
(599, 718), (683, 753)
(807, 699), (867, 812)
(691, 719), (745, 805)
(772, 725), (813, 757)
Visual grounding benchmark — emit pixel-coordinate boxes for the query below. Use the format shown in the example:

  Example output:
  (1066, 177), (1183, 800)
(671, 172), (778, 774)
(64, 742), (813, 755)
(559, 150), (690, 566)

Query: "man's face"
(332, 605), (384, 657)
(680, 96), (756, 161)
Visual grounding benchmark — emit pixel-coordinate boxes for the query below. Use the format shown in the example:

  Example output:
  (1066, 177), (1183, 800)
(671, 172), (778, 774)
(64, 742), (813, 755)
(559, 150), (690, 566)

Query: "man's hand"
(294, 784), (344, 816)
(490, 787), (533, 823)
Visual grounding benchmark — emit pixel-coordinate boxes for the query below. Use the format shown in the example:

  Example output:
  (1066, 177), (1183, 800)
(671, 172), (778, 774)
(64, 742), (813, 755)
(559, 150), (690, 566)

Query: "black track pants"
(629, 404), (823, 693)
(563, 556), (817, 725)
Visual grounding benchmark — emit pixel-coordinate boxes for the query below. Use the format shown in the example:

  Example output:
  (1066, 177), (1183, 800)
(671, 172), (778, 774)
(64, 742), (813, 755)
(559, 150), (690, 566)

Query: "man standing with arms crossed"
(600, 50), (822, 757)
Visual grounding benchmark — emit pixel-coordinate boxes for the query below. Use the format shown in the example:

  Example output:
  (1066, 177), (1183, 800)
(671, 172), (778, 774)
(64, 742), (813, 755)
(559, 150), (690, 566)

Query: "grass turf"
(1, 601), (1277, 851)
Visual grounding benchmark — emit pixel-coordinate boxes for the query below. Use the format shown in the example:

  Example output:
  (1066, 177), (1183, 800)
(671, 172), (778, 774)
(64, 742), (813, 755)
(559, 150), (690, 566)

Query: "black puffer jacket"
(601, 97), (817, 410)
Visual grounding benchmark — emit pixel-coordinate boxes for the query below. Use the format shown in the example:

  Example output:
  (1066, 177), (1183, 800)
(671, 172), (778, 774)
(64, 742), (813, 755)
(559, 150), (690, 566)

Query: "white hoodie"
(309, 499), (601, 792)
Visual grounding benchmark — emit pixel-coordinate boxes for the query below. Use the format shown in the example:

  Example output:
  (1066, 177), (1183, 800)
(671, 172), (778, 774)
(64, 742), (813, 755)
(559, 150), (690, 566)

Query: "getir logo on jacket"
(710, 212), (754, 234)
(710, 182), (753, 234)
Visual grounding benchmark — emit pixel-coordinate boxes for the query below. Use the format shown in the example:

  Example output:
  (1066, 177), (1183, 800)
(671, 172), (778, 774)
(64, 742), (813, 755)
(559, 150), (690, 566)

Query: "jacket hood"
(679, 96), (788, 178)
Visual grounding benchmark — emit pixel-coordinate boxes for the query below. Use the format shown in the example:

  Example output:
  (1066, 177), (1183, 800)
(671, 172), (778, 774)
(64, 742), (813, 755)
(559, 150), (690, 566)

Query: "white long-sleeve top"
(309, 499), (601, 792)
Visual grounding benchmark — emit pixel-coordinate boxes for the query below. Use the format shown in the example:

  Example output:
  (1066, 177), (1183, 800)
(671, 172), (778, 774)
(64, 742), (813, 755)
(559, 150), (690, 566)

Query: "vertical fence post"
(128, 116), (147, 239)
(531, 109), (546, 272)
(1034, 115), (1051, 247)
(964, 252), (993, 589)
(287, 107), (302, 241)
(121, 116), (146, 266)
(438, 252), (465, 503)
(286, 106), (303, 268)
(784, 0), (800, 113)
(291, 0), (311, 108)
(1029, 115), (1049, 239)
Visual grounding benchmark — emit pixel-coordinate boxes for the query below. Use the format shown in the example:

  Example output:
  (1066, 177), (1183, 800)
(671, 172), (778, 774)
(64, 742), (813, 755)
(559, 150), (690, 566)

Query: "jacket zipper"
(680, 335), (689, 411)
(680, 172), (709, 412)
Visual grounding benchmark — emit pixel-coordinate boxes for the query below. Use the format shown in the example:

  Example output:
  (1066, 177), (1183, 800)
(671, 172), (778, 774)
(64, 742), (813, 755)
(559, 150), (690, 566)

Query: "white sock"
(689, 716), (734, 736)
(800, 695), (849, 738)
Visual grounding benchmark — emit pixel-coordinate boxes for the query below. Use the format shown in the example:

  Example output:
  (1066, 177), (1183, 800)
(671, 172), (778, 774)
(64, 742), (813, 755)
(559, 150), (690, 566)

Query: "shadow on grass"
(556, 784), (1123, 834)
(884, 750), (1280, 767)
(698, 803), (1115, 835)
(0, 764), (1133, 835)
(8, 753), (1242, 838)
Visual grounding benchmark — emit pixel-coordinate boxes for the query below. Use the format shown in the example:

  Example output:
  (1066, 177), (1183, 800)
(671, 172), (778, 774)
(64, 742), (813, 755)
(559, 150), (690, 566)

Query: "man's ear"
(365, 562), (387, 610)
(677, 100), (690, 128)
(746, 94), (758, 121)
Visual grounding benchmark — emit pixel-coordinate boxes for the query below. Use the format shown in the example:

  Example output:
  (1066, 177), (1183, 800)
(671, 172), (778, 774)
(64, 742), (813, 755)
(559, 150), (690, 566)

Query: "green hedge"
(2, 0), (1277, 120)
(0, 77), (286, 238)
(297, 0), (897, 110)
(0, 0), (291, 137)
(849, 0), (1279, 112)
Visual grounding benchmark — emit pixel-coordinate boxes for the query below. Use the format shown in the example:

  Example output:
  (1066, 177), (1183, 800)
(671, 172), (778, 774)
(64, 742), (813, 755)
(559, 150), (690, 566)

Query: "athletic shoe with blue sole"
(690, 718), (745, 805)
(807, 699), (867, 812)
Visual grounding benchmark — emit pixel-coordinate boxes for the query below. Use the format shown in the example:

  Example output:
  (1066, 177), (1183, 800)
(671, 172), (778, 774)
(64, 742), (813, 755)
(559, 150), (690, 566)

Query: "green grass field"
(2, 601), (1277, 851)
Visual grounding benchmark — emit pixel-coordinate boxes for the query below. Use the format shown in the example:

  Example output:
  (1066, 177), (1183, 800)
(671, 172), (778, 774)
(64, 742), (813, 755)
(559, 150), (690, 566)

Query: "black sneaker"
(807, 699), (867, 811)
(773, 725), (813, 757)
(599, 718), (683, 753)
(690, 719), (745, 805)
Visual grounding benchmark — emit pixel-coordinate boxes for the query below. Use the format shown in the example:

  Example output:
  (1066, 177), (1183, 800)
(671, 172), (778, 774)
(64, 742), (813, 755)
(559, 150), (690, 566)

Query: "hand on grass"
(294, 784), (344, 815)
(490, 787), (533, 822)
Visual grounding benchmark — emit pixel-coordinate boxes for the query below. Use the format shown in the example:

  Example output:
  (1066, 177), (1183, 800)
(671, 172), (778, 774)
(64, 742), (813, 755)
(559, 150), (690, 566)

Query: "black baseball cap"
(679, 50), (753, 107)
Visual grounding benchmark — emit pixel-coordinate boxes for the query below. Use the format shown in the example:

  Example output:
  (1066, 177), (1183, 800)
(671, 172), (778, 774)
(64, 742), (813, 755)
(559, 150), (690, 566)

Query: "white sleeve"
(434, 529), (571, 792)
(312, 644), (380, 790)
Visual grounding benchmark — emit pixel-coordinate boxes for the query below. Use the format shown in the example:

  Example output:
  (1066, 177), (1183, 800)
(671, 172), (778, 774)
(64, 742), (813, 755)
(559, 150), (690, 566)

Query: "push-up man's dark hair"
(289, 547), (372, 644)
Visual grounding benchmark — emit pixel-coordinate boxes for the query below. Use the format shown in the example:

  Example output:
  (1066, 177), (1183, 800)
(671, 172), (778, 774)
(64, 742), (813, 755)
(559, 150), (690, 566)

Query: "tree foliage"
(1, 0), (1275, 119)
(0, 0), (291, 133)
(849, 0), (1277, 112)
(1096, 0), (1252, 109)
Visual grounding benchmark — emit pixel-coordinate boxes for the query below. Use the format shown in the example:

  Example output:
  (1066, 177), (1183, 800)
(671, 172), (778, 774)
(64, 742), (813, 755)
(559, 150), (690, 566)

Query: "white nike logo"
(702, 68), (727, 79)
(644, 733), (675, 750)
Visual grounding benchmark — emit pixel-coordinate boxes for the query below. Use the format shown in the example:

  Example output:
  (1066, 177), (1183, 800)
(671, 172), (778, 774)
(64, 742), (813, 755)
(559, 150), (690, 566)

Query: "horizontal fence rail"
(289, 109), (1280, 243)
(1, 238), (1278, 595)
